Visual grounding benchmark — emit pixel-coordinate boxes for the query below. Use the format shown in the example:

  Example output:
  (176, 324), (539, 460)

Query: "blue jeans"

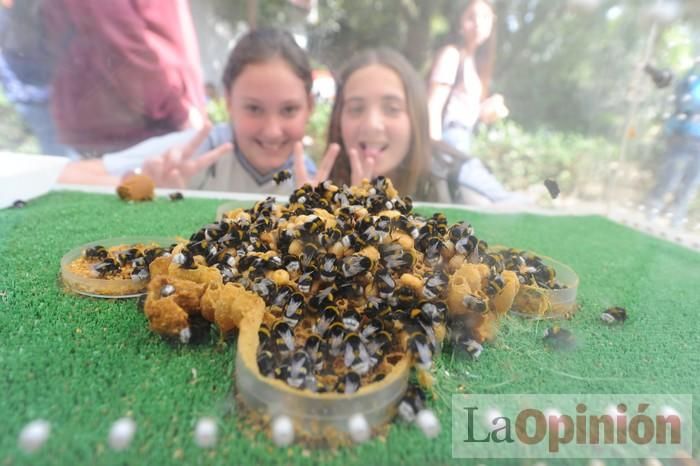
(646, 134), (700, 227)
(441, 124), (511, 202)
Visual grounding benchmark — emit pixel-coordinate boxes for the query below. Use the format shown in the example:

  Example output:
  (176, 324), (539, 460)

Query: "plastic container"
(60, 236), (175, 298)
(508, 254), (579, 320)
(235, 316), (410, 445)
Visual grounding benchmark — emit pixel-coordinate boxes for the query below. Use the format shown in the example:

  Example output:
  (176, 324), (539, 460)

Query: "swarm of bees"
(140, 176), (522, 394)
(78, 244), (173, 281)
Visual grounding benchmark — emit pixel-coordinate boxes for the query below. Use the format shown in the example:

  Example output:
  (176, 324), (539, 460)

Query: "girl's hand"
(347, 147), (376, 186)
(141, 123), (232, 188)
(480, 93), (509, 124)
(293, 141), (341, 187)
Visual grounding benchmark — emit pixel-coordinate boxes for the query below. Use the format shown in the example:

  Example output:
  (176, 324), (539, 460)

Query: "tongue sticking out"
(361, 145), (385, 159)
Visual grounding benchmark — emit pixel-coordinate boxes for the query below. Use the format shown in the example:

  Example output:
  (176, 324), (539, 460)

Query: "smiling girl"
(295, 47), (434, 199)
(59, 28), (325, 194)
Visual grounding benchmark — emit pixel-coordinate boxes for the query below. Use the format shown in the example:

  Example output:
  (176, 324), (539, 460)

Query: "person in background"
(41, 0), (206, 155)
(427, 0), (517, 204)
(0, 0), (74, 157)
(59, 27), (322, 195)
(295, 47), (436, 200)
(645, 59), (700, 229)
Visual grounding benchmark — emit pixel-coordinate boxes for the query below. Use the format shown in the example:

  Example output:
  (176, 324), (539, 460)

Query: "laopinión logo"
(452, 394), (692, 459)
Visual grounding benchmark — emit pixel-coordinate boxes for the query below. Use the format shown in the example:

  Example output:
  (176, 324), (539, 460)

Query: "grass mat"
(0, 191), (698, 466)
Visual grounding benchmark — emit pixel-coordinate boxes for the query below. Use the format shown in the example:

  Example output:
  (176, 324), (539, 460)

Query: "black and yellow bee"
(92, 258), (120, 277)
(543, 326), (576, 350)
(335, 371), (361, 395)
(84, 245), (109, 261)
(601, 306), (627, 324)
(273, 169), (292, 185)
(398, 384), (427, 423)
(463, 294), (488, 314)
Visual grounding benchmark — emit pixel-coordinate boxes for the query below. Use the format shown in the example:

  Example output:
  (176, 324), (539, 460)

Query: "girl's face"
(461, 0), (494, 47)
(226, 57), (312, 174)
(340, 64), (412, 178)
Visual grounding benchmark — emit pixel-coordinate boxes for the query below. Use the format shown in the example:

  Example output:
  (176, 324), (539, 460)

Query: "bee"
(319, 254), (337, 283)
(252, 278), (277, 304)
(463, 294), (488, 314)
(391, 215), (419, 239)
(84, 245), (108, 261)
(273, 169), (292, 185)
(423, 271), (449, 300)
(360, 318), (384, 341)
(366, 330), (392, 358)
(325, 321), (345, 357)
(420, 301), (448, 324)
(131, 266), (149, 281)
(272, 320), (295, 356)
(454, 332), (484, 360)
(544, 178), (560, 199)
(335, 371), (361, 395)
(601, 306), (627, 324)
(342, 309), (361, 332)
(398, 385), (426, 423)
(395, 285), (418, 311)
(204, 222), (231, 242)
(375, 268), (396, 299)
(408, 332), (433, 371)
(448, 222), (474, 242)
(482, 253), (505, 274)
(282, 254), (301, 274)
(341, 232), (364, 252)
(257, 349), (276, 377)
(144, 247), (169, 265)
(533, 264), (556, 288)
(423, 238), (445, 266)
(364, 297), (391, 319)
(92, 258), (120, 277)
(308, 285), (335, 312)
(169, 191), (184, 201)
(296, 269), (317, 294)
(375, 215), (392, 236)
(343, 333), (371, 375)
(543, 326), (576, 350)
(485, 273), (506, 297)
(397, 195), (413, 215)
(160, 283), (175, 298)
(382, 250), (414, 273)
(300, 243), (319, 268)
(258, 324), (272, 349)
(283, 293), (305, 325)
(304, 334), (325, 371)
(287, 350), (311, 388)
(335, 281), (364, 300)
(455, 234), (478, 256)
(314, 306), (339, 335)
(341, 255), (372, 278)
(300, 215), (324, 238)
(172, 248), (196, 269)
(271, 285), (294, 309)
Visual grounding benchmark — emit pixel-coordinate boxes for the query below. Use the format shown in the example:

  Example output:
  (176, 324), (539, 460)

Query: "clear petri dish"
(235, 316), (411, 445)
(60, 236), (176, 299)
(509, 254), (579, 320)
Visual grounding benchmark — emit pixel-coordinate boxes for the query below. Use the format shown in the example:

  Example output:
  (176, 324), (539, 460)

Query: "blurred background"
(2, 0), (700, 233)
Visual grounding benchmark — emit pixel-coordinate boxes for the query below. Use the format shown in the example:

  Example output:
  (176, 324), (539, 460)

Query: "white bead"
(18, 419), (50, 453)
(416, 409), (441, 438)
(271, 415), (294, 447)
(348, 414), (370, 443)
(108, 417), (136, 451)
(194, 417), (218, 448)
(544, 408), (562, 421)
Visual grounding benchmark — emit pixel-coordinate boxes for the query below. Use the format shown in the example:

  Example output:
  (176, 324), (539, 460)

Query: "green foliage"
(472, 120), (618, 200)
(305, 99), (332, 162)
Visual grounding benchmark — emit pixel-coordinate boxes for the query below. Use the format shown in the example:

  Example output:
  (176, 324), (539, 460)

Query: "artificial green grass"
(0, 190), (698, 466)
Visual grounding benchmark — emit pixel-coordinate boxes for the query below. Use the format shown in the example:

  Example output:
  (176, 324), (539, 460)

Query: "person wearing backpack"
(645, 59), (700, 229)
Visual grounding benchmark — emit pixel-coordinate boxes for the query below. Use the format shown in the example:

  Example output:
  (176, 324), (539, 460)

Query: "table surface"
(1, 189), (698, 466)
